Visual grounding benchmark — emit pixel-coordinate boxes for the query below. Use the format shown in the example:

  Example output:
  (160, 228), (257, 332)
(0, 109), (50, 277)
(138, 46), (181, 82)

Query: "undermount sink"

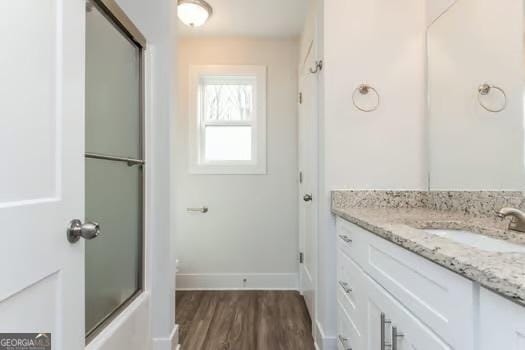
(424, 229), (525, 253)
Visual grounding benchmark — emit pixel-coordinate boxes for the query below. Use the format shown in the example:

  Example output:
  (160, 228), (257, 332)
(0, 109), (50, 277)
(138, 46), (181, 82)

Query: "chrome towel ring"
(478, 83), (507, 113)
(352, 84), (380, 112)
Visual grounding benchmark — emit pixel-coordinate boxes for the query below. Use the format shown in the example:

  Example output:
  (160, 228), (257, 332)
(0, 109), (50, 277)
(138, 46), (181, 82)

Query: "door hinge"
(299, 92), (303, 104)
(299, 171), (303, 184)
(299, 252), (304, 264)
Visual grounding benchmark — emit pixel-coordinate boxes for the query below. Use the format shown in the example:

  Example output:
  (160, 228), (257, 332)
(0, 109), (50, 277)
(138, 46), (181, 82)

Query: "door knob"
(303, 194), (313, 202)
(67, 219), (101, 243)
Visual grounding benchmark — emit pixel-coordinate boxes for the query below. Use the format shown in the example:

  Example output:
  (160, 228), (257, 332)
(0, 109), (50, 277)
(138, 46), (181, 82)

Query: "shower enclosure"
(85, 0), (146, 339)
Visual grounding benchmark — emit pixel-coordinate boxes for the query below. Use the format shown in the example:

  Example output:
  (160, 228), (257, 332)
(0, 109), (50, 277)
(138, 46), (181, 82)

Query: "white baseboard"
(152, 324), (178, 350)
(315, 320), (337, 350)
(176, 273), (298, 290)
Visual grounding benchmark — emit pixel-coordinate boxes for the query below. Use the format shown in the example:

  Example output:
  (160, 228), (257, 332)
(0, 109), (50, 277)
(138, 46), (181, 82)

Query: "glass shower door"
(85, 0), (144, 338)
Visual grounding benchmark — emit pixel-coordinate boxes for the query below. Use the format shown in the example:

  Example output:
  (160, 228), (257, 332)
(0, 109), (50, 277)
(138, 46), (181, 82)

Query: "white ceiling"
(178, 0), (310, 38)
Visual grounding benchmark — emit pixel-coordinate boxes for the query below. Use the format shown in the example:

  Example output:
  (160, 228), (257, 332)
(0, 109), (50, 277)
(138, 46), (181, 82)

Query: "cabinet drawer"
(337, 250), (366, 349)
(337, 300), (360, 350)
(337, 247), (368, 306)
(337, 248), (360, 315)
(336, 218), (366, 267)
(338, 218), (474, 349)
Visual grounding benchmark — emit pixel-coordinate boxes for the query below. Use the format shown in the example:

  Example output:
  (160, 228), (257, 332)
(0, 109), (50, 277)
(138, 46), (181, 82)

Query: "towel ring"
(352, 84), (380, 112)
(477, 83), (506, 113)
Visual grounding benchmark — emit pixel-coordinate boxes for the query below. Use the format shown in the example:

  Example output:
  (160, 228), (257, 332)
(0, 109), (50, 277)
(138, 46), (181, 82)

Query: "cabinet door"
(337, 302), (356, 350)
(479, 288), (525, 350)
(365, 274), (452, 350)
(365, 293), (385, 350)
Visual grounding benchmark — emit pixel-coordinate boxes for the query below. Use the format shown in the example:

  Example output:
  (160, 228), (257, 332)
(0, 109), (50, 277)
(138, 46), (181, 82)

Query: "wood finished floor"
(176, 291), (316, 350)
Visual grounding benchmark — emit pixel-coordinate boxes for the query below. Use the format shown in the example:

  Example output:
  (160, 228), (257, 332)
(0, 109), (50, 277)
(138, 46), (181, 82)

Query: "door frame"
(298, 23), (320, 331)
(84, 0), (148, 343)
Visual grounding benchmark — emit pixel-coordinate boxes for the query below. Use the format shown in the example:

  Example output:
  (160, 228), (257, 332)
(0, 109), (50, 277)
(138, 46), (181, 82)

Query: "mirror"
(427, 0), (525, 190)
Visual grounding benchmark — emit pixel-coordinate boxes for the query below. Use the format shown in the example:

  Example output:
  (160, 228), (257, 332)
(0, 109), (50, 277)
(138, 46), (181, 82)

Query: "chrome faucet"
(497, 208), (525, 233)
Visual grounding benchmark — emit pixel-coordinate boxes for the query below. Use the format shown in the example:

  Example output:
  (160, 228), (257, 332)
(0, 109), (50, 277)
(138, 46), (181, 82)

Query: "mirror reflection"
(427, 0), (525, 190)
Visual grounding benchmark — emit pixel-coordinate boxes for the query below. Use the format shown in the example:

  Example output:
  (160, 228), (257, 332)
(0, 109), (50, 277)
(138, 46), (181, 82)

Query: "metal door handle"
(67, 219), (101, 243)
(187, 207), (208, 213)
(338, 281), (352, 294)
(338, 234), (352, 243)
(381, 313), (392, 350)
(392, 326), (404, 350)
(338, 335), (352, 350)
(303, 194), (313, 202)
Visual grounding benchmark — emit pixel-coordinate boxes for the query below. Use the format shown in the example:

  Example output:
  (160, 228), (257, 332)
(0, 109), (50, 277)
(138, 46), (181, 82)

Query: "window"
(189, 65), (267, 174)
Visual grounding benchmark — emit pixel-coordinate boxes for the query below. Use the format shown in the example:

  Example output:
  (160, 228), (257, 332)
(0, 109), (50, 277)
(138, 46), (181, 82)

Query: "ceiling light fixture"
(177, 0), (213, 27)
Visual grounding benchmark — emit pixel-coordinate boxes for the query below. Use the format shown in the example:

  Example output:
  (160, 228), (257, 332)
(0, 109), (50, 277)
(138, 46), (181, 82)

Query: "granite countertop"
(331, 191), (525, 306)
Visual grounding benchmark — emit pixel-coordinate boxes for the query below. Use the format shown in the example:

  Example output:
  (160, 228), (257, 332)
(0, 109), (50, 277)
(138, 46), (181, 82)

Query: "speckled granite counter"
(331, 190), (525, 306)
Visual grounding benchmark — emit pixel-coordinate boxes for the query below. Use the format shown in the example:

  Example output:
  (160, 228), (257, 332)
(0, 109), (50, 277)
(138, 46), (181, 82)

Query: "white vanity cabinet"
(479, 288), (525, 350)
(335, 217), (485, 350)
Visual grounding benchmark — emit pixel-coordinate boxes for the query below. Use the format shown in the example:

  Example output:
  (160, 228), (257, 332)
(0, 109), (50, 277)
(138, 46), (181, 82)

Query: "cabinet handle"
(187, 206), (209, 213)
(380, 313), (392, 350)
(338, 281), (352, 294)
(338, 335), (352, 350)
(339, 234), (352, 243)
(392, 326), (404, 350)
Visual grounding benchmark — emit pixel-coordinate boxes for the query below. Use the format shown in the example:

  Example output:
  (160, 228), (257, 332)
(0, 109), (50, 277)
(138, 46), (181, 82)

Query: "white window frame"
(188, 65), (267, 174)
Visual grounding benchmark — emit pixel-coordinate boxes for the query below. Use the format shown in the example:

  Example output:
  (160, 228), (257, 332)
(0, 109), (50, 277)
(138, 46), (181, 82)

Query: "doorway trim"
(298, 21), (321, 342)
(89, 0), (146, 48)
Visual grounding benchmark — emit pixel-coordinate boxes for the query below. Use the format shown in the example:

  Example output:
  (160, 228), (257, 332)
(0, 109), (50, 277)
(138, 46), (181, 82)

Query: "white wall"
(319, 0), (428, 346)
(88, 1), (178, 350)
(175, 38), (300, 290)
(428, 0), (525, 190)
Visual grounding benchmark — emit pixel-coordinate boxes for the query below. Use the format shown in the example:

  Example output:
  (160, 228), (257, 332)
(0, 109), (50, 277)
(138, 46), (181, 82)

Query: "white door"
(0, 0), (86, 349)
(298, 39), (319, 319)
